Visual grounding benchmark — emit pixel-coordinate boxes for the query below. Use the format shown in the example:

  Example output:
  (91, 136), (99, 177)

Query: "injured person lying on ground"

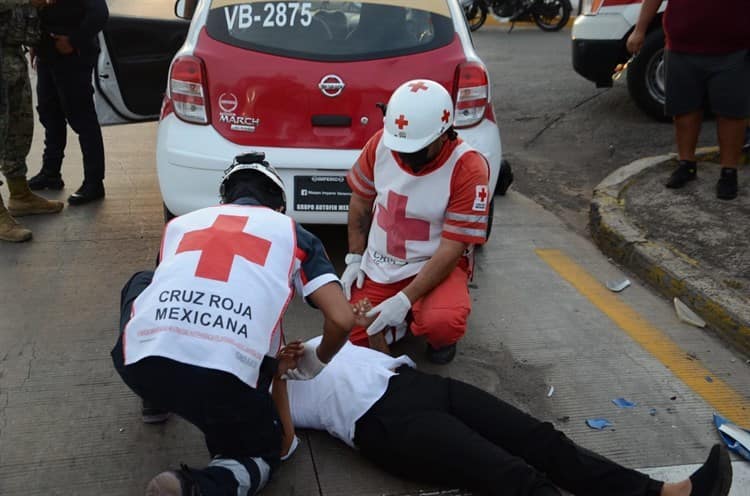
(271, 301), (733, 496)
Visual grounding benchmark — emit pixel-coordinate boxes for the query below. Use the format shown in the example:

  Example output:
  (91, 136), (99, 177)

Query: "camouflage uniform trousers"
(0, 45), (33, 181)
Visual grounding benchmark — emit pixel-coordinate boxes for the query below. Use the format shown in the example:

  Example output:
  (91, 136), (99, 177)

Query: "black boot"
(28, 170), (64, 191)
(68, 182), (105, 206)
(665, 160), (697, 189)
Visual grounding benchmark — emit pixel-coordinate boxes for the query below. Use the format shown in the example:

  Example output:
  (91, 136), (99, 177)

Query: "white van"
(571, 0), (668, 120)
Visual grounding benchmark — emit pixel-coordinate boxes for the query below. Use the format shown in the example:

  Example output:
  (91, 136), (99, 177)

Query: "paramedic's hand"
(626, 29), (645, 54)
(283, 343), (326, 380)
(341, 253), (365, 300)
(365, 291), (411, 336)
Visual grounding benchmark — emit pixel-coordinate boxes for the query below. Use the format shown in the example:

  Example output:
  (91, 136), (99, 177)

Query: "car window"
(206, 0), (455, 61)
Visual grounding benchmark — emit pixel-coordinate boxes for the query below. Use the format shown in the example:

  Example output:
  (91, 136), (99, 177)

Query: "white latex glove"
(365, 291), (411, 336)
(283, 343), (326, 380)
(341, 253), (365, 300)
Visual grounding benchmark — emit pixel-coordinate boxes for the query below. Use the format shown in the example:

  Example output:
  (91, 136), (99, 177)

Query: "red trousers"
(349, 259), (471, 348)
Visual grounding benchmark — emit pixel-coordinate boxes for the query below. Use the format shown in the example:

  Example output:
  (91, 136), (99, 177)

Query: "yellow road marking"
(536, 248), (750, 425)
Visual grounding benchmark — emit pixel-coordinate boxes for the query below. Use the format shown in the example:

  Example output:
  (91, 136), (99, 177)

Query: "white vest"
(123, 205), (296, 388)
(362, 139), (473, 283)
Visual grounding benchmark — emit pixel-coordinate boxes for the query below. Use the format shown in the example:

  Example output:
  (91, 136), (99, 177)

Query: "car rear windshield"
(206, 0), (455, 61)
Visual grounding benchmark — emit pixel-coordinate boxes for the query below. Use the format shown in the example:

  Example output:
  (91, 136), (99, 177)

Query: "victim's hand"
(276, 341), (304, 380)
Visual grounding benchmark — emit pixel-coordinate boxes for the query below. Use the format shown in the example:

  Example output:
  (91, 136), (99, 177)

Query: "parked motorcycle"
(461, 0), (489, 32)
(462, 0), (572, 33)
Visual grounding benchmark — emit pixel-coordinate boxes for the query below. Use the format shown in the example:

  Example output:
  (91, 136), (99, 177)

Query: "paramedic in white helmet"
(343, 79), (491, 364)
(111, 152), (354, 496)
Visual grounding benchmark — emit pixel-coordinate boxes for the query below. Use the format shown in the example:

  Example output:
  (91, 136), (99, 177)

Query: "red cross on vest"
(441, 109), (450, 123)
(408, 81), (429, 92)
(395, 114), (409, 130)
(176, 214), (272, 282)
(478, 186), (488, 202)
(376, 191), (430, 259)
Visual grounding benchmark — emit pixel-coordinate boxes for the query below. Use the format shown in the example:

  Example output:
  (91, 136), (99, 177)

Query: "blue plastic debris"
(705, 376), (714, 383)
(612, 398), (637, 408)
(586, 418), (612, 430)
(649, 408), (657, 416)
(713, 413), (750, 462)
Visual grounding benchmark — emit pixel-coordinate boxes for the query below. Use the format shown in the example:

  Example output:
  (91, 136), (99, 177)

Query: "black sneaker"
(28, 171), (64, 191)
(716, 168), (738, 200)
(687, 444), (731, 496)
(68, 182), (105, 205)
(142, 399), (171, 424)
(426, 343), (457, 364)
(145, 464), (202, 496)
(665, 160), (697, 189)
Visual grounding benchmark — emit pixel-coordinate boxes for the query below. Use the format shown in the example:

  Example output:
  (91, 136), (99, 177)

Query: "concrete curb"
(590, 152), (750, 357)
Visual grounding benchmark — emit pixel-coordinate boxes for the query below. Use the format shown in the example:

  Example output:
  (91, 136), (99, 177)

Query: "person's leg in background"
(715, 116), (746, 199)
(28, 56), (67, 191)
(664, 50), (705, 189)
(410, 258), (471, 364)
(0, 49), (63, 242)
(709, 49), (750, 200)
(43, 57), (106, 205)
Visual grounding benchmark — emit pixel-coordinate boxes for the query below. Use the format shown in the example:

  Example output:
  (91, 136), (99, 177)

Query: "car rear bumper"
(157, 115), (502, 224)
(157, 115), (359, 223)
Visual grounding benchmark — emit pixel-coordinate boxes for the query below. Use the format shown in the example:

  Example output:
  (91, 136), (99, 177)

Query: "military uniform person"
(0, 0), (63, 243)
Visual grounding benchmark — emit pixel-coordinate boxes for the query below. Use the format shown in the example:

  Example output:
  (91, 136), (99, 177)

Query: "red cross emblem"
(477, 186), (488, 202)
(376, 191), (430, 259)
(176, 215), (271, 282)
(395, 114), (409, 130)
(408, 81), (429, 92)
(441, 109), (450, 123)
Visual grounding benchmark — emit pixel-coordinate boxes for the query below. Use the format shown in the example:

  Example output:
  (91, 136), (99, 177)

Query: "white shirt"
(286, 337), (415, 447)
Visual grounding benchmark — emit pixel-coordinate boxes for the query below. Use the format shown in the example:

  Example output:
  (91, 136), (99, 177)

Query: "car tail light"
(169, 55), (209, 124)
(453, 62), (489, 129)
(159, 95), (174, 121)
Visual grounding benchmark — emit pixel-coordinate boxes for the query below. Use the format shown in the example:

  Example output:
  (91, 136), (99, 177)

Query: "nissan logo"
(218, 92), (239, 113)
(319, 74), (345, 97)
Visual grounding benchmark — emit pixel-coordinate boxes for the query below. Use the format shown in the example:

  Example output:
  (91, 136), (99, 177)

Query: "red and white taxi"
(94, 0), (509, 227)
(572, 0), (667, 120)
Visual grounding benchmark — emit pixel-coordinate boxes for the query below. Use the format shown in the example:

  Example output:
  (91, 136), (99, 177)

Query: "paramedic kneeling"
(111, 152), (354, 496)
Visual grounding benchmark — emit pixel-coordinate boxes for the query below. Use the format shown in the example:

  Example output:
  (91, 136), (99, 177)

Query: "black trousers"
(36, 55), (105, 184)
(112, 271), (281, 495)
(354, 367), (664, 496)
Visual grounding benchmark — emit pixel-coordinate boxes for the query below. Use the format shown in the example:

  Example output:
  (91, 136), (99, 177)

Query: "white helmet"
(220, 152), (286, 207)
(383, 79), (455, 153)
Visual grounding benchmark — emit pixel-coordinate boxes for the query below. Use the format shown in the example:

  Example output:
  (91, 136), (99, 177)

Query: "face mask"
(397, 147), (432, 169)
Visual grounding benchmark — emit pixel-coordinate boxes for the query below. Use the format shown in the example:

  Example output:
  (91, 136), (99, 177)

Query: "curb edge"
(590, 150), (750, 358)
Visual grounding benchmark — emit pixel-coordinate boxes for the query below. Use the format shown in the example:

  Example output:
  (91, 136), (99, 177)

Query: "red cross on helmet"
(383, 79), (454, 153)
